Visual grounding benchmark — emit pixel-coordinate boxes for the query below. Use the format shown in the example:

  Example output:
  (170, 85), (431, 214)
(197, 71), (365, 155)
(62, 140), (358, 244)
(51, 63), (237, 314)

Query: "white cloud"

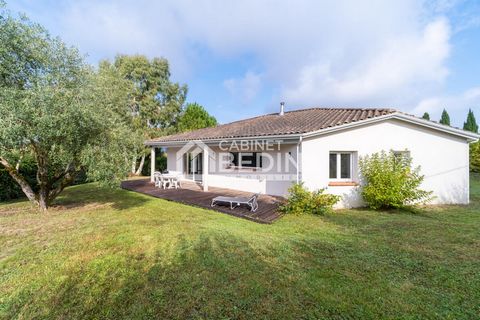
(283, 18), (451, 107)
(11, 0), (478, 123)
(412, 86), (480, 126)
(13, 1), (431, 78)
(22, 0), (192, 76)
(223, 71), (262, 103)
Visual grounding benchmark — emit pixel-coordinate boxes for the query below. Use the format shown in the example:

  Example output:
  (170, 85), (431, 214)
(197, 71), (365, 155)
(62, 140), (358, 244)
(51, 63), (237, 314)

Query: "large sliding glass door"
(183, 152), (203, 181)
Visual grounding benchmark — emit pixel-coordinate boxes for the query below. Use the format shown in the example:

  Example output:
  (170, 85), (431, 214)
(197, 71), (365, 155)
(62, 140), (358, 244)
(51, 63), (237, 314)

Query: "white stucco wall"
(166, 147), (181, 172)
(301, 119), (470, 208)
(161, 119), (471, 206)
(164, 144), (298, 195)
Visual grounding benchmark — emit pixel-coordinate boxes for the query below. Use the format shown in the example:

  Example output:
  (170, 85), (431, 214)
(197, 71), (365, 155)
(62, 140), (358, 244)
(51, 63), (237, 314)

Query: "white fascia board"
(145, 134), (302, 147)
(393, 113), (480, 141)
(301, 112), (480, 142)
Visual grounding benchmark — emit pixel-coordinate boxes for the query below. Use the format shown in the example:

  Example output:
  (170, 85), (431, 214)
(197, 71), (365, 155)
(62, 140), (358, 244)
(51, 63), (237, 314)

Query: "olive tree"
(0, 7), (135, 211)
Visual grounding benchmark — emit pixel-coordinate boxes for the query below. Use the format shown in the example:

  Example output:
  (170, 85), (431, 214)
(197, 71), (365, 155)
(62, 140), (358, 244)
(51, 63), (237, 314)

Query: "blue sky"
(8, 0), (480, 127)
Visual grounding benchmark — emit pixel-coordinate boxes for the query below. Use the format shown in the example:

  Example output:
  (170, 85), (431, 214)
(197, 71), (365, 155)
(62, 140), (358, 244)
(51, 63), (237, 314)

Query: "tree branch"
(15, 153), (24, 171)
(50, 161), (74, 185)
(48, 169), (78, 203)
(0, 156), (39, 206)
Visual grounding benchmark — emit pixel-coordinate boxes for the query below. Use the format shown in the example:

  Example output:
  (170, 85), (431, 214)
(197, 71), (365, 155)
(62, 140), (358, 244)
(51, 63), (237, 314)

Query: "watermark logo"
(176, 140), (216, 162)
(173, 139), (298, 181)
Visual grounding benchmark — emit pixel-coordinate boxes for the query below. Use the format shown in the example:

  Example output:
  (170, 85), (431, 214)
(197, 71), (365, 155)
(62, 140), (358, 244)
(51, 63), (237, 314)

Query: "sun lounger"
(211, 194), (259, 212)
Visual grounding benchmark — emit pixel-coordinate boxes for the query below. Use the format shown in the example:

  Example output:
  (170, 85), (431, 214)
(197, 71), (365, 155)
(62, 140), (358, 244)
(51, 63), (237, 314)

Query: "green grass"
(1, 176), (479, 319)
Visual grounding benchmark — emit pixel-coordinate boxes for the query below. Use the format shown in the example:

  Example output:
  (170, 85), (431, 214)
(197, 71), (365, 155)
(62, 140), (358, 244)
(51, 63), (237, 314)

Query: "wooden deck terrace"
(121, 178), (283, 224)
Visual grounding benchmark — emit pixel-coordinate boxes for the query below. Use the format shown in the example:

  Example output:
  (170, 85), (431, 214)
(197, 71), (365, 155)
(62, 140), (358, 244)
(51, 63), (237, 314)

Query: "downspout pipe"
(296, 136), (302, 183)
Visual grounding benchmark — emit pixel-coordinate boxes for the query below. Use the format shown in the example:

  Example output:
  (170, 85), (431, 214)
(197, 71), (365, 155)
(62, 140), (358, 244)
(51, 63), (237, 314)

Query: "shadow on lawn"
(15, 232), (332, 319)
(52, 183), (154, 211)
(5, 222), (474, 319)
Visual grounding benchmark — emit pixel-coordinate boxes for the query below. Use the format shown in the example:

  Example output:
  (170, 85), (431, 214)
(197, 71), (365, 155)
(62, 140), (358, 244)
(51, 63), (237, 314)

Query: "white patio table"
(161, 173), (181, 189)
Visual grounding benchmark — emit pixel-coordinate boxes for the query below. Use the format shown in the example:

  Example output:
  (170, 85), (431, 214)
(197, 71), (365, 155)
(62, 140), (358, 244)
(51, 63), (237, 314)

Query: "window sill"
(328, 181), (358, 187)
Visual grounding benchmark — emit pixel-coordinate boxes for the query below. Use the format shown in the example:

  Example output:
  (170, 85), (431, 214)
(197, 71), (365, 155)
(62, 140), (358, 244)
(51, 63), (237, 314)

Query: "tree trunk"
(48, 167), (77, 205)
(135, 154), (146, 175)
(0, 156), (39, 207)
(131, 154), (137, 174)
(2, 151), (79, 212)
(38, 187), (49, 212)
(35, 150), (50, 211)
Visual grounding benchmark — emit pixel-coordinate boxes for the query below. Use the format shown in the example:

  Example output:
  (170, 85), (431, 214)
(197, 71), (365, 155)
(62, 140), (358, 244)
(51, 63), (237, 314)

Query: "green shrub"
(141, 151), (167, 176)
(359, 150), (433, 210)
(471, 141), (480, 173)
(280, 183), (340, 215)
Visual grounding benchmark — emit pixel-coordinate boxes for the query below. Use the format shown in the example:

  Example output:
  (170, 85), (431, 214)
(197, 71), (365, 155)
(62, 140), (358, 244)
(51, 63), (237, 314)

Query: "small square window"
(393, 150), (410, 166)
(329, 152), (354, 181)
(393, 150), (410, 159)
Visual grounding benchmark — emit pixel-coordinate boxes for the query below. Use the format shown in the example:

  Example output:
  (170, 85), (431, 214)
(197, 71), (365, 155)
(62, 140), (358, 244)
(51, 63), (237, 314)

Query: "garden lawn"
(0, 176), (479, 319)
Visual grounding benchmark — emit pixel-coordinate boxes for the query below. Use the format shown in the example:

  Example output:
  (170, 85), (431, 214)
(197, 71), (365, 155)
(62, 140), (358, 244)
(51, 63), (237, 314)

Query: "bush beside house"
(280, 183), (340, 215)
(359, 150), (433, 210)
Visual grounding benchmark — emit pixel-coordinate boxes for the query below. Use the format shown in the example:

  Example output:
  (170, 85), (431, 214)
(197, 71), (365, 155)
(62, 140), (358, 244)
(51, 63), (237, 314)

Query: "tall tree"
(0, 6), (134, 211)
(422, 112), (430, 120)
(105, 55), (188, 175)
(439, 109), (450, 126)
(177, 103), (218, 132)
(463, 109), (478, 133)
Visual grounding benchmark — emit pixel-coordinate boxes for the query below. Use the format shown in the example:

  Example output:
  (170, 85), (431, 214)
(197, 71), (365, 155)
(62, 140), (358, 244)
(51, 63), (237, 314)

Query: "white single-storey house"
(145, 105), (480, 208)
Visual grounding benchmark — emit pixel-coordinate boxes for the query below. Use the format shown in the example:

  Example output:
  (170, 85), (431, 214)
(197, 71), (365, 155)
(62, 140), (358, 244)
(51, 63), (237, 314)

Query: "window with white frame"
(393, 150), (410, 160)
(329, 152), (354, 180)
(392, 150), (410, 166)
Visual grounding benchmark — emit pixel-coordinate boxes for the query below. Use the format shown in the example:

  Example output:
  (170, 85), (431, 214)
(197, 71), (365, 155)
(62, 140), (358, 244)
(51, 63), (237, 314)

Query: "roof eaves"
(301, 112), (480, 141)
(145, 133), (303, 146)
(393, 113), (480, 141)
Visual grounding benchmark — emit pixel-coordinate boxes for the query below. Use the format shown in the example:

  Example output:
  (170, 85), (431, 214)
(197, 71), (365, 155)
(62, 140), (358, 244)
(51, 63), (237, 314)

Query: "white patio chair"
(153, 172), (162, 188)
(155, 174), (170, 189)
(170, 176), (180, 189)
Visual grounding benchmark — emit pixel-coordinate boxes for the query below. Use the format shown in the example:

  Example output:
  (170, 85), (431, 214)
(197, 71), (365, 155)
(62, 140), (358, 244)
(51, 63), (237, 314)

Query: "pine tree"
(439, 109), (450, 126)
(463, 109), (478, 133)
(422, 112), (430, 120)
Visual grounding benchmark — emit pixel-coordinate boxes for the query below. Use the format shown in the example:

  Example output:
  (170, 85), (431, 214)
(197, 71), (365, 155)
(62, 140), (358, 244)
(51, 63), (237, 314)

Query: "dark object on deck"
(211, 194), (259, 212)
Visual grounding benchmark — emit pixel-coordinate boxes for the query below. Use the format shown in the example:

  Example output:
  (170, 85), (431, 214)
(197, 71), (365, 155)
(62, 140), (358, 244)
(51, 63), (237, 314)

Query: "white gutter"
(302, 112), (480, 142)
(146, 134), (302, 147)
(393, 113), (480, 141)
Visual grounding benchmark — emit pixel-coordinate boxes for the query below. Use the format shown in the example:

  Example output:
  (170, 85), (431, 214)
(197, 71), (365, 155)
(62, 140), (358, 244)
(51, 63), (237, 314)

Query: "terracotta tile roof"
(147, 107), (396, 143)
